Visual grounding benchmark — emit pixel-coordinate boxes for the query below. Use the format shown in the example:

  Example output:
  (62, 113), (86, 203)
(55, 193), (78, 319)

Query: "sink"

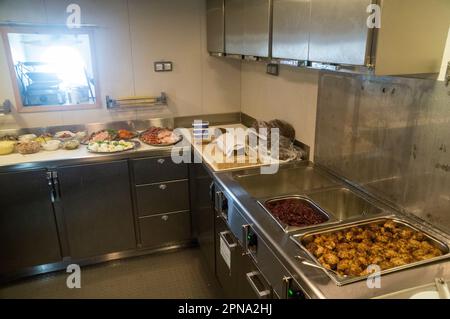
(233, 165), (338, 199)
(306, 187), (385, 220)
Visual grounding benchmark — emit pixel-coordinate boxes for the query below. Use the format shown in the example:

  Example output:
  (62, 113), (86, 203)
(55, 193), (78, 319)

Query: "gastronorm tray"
(291, 217), (450, 286)
(258, 195), (339, 233)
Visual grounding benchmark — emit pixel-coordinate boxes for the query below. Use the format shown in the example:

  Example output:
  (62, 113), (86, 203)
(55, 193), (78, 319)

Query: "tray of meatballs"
(292, 218), (449, 286)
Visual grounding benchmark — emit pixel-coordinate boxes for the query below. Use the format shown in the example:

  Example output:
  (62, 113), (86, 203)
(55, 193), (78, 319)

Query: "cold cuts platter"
(139, 127), (183, 146)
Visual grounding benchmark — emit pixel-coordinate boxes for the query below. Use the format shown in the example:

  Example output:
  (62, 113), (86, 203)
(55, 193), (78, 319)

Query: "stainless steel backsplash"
(315, 72), (450, 234)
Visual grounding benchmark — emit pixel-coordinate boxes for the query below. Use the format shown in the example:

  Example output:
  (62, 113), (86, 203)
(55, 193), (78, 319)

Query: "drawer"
(132, 157), (188, 185)
(136, 180), (190, 217)
(139, 211), (192, 248)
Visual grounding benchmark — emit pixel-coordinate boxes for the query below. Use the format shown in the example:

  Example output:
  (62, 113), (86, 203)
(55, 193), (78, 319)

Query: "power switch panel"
(154, 61), (173, 72)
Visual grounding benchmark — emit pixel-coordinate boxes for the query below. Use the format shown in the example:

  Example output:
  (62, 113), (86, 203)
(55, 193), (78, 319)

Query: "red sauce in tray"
(265, 198), (328, 227)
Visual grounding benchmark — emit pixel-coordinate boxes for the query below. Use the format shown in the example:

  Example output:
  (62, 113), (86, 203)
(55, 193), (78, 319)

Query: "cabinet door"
(58, 161), (136, 258)
(243, 0), (271, 57)
(309, 0), (373, 65)
(272, 0), (310, 61)
(207, 0), (225, 53)
(190, 164), (216, 274)
(225, 0), (245, 54)
(0, 170), (61, 274)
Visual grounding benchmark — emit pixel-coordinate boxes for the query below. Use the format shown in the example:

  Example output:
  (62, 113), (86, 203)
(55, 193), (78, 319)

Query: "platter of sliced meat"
(139, 127), (182, 146)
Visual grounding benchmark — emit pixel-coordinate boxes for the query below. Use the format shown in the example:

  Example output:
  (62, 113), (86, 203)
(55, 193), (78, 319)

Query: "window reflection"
(6, 32), (96, 107)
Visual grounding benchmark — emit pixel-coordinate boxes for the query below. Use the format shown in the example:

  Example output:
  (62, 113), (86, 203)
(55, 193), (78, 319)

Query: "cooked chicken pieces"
(304, 220), (443, 277)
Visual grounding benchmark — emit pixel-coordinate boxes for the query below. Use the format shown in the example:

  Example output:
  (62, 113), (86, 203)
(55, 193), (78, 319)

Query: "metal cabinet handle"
(157, 158), (165, 164)
(246, 271), (271, 299)
(219, 231), (237, 249)
(159, 184), (167, 190)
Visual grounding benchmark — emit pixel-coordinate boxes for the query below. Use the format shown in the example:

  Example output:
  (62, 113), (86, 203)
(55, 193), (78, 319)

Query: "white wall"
(0, 0), (241, 129)
(241, 62), (319, 157)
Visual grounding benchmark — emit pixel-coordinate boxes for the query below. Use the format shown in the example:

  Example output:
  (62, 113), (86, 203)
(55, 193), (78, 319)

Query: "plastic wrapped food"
(16, 141), (41, 154)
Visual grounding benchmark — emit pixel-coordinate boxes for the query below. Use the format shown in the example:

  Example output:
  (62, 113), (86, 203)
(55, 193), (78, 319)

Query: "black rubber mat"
(0, 248), (222, 299)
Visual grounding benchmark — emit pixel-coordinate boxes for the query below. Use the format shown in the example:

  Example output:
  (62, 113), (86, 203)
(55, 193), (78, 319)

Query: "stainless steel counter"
(213, 162), (450, 299)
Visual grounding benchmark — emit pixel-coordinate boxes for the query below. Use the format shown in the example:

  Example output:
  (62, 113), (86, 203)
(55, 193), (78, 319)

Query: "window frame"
(1, 26), (101, 113)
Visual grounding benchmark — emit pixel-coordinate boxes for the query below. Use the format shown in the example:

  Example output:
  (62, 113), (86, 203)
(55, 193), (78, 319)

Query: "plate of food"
(87, 140), (139, 153)
(54, 131), (76, 141)
(117, 129), (138, 140)
(83, 129), (118, 144)
(139, 127), (182, 146)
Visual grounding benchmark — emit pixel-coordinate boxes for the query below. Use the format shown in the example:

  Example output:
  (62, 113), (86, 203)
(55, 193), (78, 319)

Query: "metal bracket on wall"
(446, 61), (450, 87)
(0, 99), (12, 115)
(106, 92), (167, 109)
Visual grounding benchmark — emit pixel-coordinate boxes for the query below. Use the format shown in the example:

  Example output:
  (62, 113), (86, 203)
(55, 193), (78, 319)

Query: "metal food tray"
(139, 131), (183, 147)
(291, 217), (450, 286)
(258, 195), (339, 233)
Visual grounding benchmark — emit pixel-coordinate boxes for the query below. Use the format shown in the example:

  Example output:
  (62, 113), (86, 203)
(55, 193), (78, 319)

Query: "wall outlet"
(154, 61), (173, 72)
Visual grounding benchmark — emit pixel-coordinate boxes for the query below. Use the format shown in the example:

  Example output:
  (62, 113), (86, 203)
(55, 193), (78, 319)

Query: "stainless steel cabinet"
(272, 0), (310, 61)
(225, 0), (271, 57)
(135, 180), (189, 217)
(58, 161), (136, 258)
(0, 170), (61, 274)
(207, 0), (225, 53)
(139, 211), (191, 248)
(309, 0), (373, 65)
(190, 163), (216, 275)
(132, 156), (192, 249)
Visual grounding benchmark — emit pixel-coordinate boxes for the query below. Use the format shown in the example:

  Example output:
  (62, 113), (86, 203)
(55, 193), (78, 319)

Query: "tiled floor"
(0, 248), (222, 299)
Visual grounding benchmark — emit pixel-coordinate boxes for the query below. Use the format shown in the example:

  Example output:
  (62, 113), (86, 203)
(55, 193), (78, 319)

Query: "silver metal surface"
(272, 0), (310, 61)
(232, 162), (339, 198)
(295, 256), (344, 278)
(207, 0), (225, 53)
(258, 195), (335, 233)
(446, 61), (450, 86)
(225, 0), (271, 57)
(292, 217), (450, 286)
(315, 72), (450, 235)
(305, 187), (385, 221)
(245, 271), (271, 298)
(304, 0), (373, 65)
(225, 0), (244, 55)
(105, 92), (167, 109)
(213, 163), (450, 299)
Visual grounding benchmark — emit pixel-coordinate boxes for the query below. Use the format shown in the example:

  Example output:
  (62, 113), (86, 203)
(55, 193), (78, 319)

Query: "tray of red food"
(139, 127), (182, 146)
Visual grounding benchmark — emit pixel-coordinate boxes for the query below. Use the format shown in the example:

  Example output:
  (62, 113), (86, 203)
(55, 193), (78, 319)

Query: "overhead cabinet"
(211, 0), (450, 76)
(272, 0), (310, 61)
(308, 0), (373, 66)
(225, 0), (272, 57)
(207, 0), (225, 53)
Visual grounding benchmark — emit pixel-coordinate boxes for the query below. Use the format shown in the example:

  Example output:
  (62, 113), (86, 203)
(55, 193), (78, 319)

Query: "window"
(1, 27), (100, 112)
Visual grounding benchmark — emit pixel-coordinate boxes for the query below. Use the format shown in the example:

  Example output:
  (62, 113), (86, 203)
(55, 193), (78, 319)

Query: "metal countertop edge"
(211, 165), (450, 299)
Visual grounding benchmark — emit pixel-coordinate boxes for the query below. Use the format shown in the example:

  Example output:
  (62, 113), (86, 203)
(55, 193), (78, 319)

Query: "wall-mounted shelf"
(106, 92), (167, 110)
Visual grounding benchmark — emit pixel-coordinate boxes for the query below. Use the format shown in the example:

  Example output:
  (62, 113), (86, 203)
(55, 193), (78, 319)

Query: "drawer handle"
(157, 158), (165, 164)
(161, 215), (169, 221)
(219, 231), (237, 249)
(246, 271), (271, 299)
(159, 184), (167, 190)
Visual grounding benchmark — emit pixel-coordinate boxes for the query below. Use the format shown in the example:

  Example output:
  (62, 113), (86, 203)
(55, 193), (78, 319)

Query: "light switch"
(154, 61), (173, 72)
